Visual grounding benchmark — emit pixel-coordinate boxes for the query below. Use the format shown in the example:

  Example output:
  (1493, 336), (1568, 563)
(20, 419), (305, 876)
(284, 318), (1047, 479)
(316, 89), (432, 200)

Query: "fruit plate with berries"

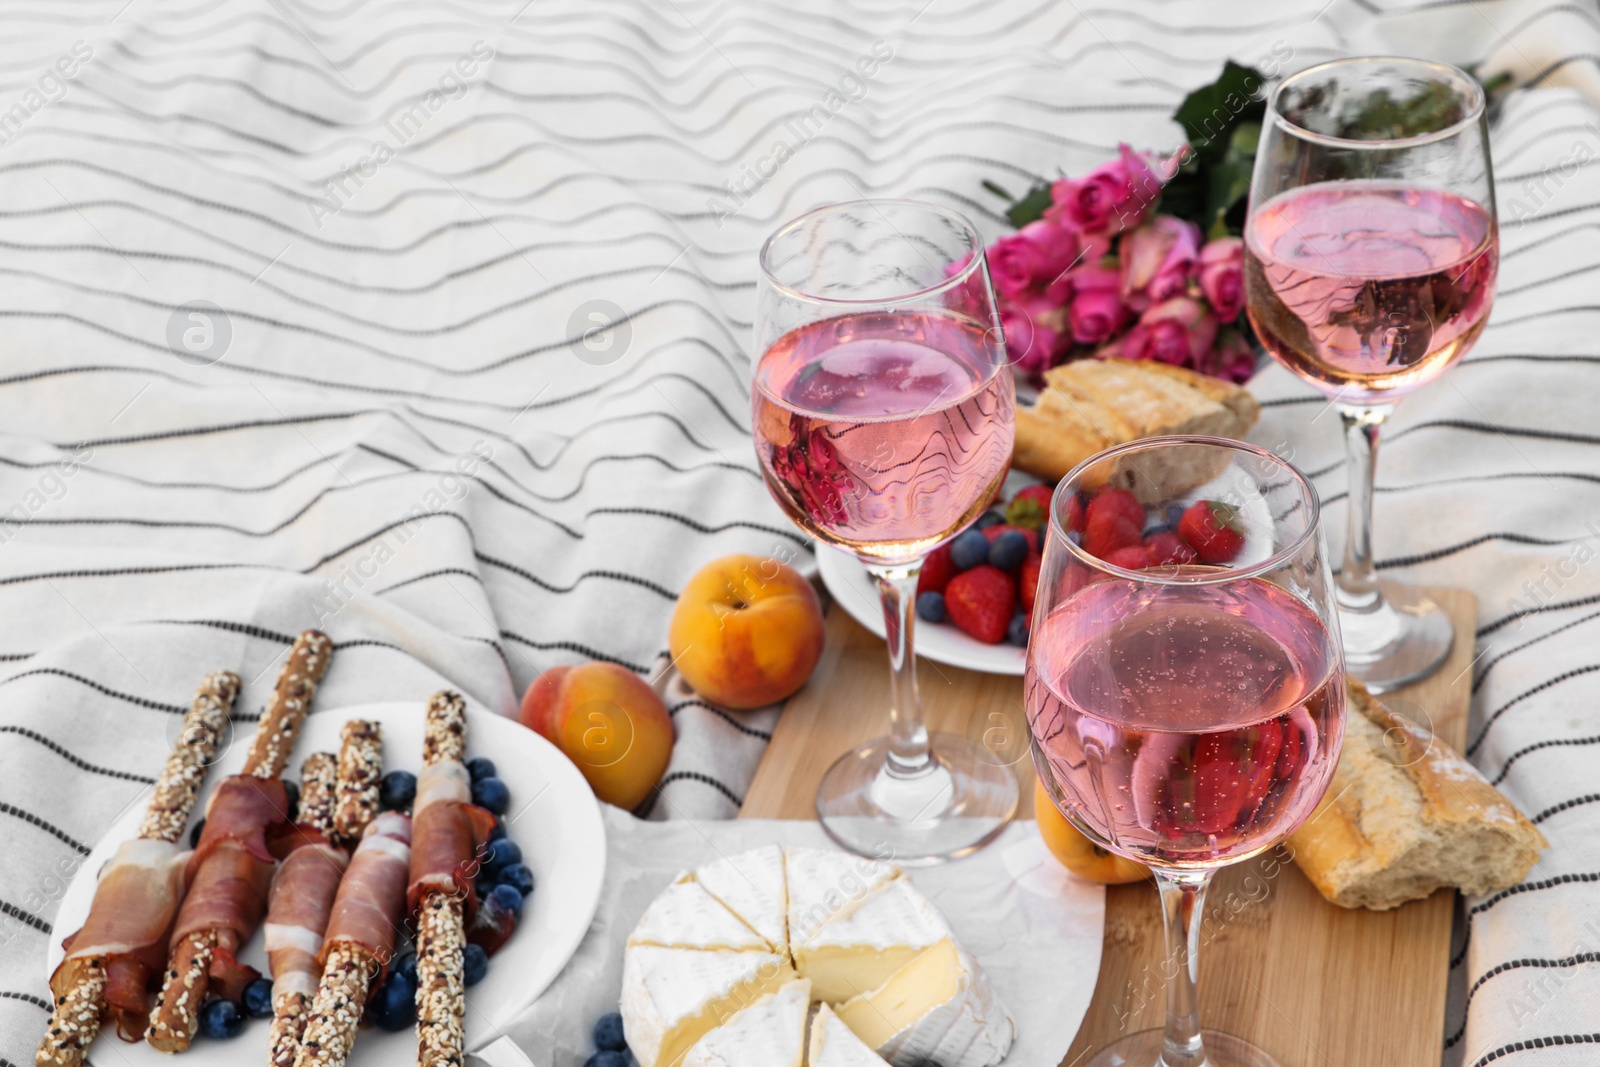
(47, 701), (607, 1066)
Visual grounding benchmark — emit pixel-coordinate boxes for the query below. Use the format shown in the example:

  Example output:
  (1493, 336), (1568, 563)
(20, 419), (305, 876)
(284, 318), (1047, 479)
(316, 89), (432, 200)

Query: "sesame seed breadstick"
(416, 690), (469, 1067)
(37, 672), (239, 1067)
(296, 753), (339, 834)
(244, 631), (334, 779)
(267, 990), (312, 1067)
(144, 929), (217, 1052)
(291, 946), (378, 1067)
(331, 721), (382, 850)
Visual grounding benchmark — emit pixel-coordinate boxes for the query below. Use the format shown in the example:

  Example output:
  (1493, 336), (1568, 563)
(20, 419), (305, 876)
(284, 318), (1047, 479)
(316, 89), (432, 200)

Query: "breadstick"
(37, 672), (239, 1067)
(331, 720), (382, 850)
(415, 690), (469, 1067)
(266, 752), (339, 1067)
(150, 631), (332, 1053)
(293, 946), (379, 1067)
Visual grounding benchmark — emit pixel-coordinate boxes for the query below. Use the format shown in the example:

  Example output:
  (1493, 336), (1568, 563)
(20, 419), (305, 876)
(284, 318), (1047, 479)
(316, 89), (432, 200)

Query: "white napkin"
(494, 807), (1105, 1067)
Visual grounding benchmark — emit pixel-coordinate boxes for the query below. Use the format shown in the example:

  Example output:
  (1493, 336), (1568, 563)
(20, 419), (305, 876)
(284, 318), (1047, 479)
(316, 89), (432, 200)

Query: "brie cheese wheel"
(621, 946), (794, 1067)
(620, 846), (1012, 1067)
(809, 1003), (892, 1066)
(694, 844), (787, 951)
(681, 977), (810, 1067)
(836, 938), (1015, 1067)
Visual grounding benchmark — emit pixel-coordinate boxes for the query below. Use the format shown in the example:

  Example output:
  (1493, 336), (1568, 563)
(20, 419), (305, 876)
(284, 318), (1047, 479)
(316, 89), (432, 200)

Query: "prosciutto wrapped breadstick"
(293, 812), (413, 1067)
(408, 691), (494, 1067)
(148, 630), (333, 1053)
(37, 669), (238, 1067)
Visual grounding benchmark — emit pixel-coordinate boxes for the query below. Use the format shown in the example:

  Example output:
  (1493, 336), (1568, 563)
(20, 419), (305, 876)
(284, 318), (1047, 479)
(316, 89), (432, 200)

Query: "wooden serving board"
(743, 586), (1476, 1067)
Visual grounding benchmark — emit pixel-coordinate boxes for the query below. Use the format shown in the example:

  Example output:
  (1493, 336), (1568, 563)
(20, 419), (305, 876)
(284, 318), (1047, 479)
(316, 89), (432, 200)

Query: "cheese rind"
(837, 938), (1014, 1067)
(693, 844), (787, 951)
(681, 977), (809, 1067)
(620, 946), (793, 1067)
(808, 1003), (891, 1066)
(629, 876), (771, 953)
(783, 846), (899, 949)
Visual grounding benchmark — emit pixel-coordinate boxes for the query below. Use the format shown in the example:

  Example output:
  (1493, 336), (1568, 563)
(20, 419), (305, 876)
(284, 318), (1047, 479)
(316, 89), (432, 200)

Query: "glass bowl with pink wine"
(754, 199), (1018, 863)
(1026, 436), (1346, 1067)
(1245, 56), (1497, 691)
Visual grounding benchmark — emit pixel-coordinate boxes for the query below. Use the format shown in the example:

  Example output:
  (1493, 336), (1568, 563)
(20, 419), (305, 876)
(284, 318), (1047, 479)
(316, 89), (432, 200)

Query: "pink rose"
(1198, 237), (1245, 323)
(1201, 327), (1258, 383)
(1046, 144), (1162, 235)
(988, 220), (1081, 299)
(1066, 265), (1129, 345)
(1000, 294), (1065, 376)
(1119, 216), (1202, 311)
(1114, 297), (1217, 367)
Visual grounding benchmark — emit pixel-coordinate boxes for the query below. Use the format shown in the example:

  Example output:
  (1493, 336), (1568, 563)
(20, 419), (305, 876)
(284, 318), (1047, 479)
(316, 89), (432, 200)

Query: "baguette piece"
(1289, 680), (1547, 910)
(1013, 358), (1260, 495)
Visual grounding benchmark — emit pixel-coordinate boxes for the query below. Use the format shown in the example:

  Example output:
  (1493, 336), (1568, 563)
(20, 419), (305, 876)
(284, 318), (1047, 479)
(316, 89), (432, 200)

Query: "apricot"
(520, 663), (673, 810)
(668, 554), (825, 710)
(1034, 776), (1150, 885)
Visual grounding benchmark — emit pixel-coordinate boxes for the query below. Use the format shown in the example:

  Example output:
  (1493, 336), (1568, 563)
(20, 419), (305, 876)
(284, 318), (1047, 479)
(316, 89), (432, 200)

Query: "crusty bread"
(1012, 358), (1260, 494)
(1289, 681), (1547, 910)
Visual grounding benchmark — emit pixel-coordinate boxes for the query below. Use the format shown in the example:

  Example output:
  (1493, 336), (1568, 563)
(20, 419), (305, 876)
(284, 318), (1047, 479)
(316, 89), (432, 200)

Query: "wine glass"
(1245, 56), (1497, 692)
(1026, 437), (1345, 1067)
(753, 199), (1018, 863)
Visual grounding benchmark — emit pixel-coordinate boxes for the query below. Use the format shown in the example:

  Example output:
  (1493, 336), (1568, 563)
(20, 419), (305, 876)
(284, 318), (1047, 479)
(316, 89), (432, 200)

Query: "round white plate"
(817, 547), (1027, 675)
(48, 701), (606, 1065)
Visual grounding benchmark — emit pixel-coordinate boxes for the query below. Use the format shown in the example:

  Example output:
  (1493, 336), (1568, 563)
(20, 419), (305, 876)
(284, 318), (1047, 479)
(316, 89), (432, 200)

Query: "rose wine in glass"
(1245, 57), (1498, 691)
(1026, 437), (1345, 1067)
(754, 200), (1018, 863)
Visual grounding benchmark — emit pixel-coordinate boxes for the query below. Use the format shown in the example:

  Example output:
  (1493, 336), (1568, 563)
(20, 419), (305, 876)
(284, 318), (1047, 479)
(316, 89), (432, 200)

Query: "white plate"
(48, 701), (606, 1065)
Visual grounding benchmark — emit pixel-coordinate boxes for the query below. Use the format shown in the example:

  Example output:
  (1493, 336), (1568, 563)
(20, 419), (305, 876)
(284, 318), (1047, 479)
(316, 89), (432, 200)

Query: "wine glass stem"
(1337, 403), (1393, 613)
(865, 561), (932, 776)
(1154, 868), (1214, 1067)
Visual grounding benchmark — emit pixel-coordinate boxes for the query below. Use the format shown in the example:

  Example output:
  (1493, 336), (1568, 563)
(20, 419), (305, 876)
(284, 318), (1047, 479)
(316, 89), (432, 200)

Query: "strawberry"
(944, 565), (1016, 644)
(1004, 484), (1054, 532)
(1178, 500), (1246, 564)
(1065, 492), (1086, 533)
(1146, 530), (1199, 566)
(1019, 551), (1042, 614)
(1104, 544), (1159, 570)
(1083, 488), (1145, 560)
(917, 542), (958, 595)
(982, 523), (1040, 554)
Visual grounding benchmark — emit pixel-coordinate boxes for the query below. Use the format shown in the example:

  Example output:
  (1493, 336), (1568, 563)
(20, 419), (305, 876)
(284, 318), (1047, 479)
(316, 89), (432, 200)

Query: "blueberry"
(466, 756), (497, 782)
(1066, 529), (1083, 547)
(950, 528), (990, 570)
(915, 591), (947, 624)
(487, 883), (524, 919)
(593, 1011), (627, 1052)
(198, 999), (243, 1040)
(241, 977), (274, 1019)
(585, 1053), (630, 1067)
(379, 770), (417, 812)
(283, 780), (300, 821)
(1006, 613), (1029, 647)
(1166, 503), (1186, 529)
(988, 530), (1029, 571)
(189, 818), (206, 848)
(462, 943), (489, 987)
(481, 837), (521, 876)
(488, 817), (508, 841)
(975, 510), (1006, 530)
(472, 776), (511, 816)
(369, 972), (416, 1032)
(498, 862), (535, 896)
(394, 950), (418, 984)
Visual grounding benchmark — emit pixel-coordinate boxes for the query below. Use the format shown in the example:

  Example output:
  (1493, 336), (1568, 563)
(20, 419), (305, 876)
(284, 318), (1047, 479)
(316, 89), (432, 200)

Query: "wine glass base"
(1338, 579), (1455, 694)
(815, 731), (1019, 866)
(1083, 1027), (1282, 1067)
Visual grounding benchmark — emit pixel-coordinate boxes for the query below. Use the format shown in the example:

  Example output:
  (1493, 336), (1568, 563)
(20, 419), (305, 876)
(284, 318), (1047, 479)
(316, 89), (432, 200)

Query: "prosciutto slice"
(194, 776), (292, 866)
(170, 839), (275, 999)
(50, 839), (189, 1040)
(264, 836), (349, 998)
(406, 761), (496, 922)
(321, 812), (412, 975)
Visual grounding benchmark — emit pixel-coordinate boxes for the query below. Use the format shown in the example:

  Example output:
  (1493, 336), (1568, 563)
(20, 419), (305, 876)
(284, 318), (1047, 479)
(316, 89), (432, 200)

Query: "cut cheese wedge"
(809, 1003), (891, 1066)
(784, 845), (899, 949)
(694, 844), (787, 951)
(836, 938), (1014, 1067)
(629, 876), (770, 952)
(620, 946), (793, 1067)
(791, 877), (950, 1002)
(681, 977), (810, 1067)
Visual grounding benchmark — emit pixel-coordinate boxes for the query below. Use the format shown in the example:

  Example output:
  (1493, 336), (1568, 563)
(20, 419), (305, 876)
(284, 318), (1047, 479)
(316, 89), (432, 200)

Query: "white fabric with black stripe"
(0, 2), (1596, 1065)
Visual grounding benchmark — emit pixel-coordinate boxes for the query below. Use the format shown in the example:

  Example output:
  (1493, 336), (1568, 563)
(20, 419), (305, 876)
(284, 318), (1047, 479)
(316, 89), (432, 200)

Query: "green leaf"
(1005, 183), (1055, 229)
(1172, 60), (1269, 163)
(982, 179), (1014, 201)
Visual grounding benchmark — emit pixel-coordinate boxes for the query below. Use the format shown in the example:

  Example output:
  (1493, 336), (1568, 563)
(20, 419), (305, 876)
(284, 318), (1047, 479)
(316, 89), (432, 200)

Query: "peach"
(520, 663), (673, 810)
(1034, 776), (1149, 885)
(669, 554), (825, 709)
